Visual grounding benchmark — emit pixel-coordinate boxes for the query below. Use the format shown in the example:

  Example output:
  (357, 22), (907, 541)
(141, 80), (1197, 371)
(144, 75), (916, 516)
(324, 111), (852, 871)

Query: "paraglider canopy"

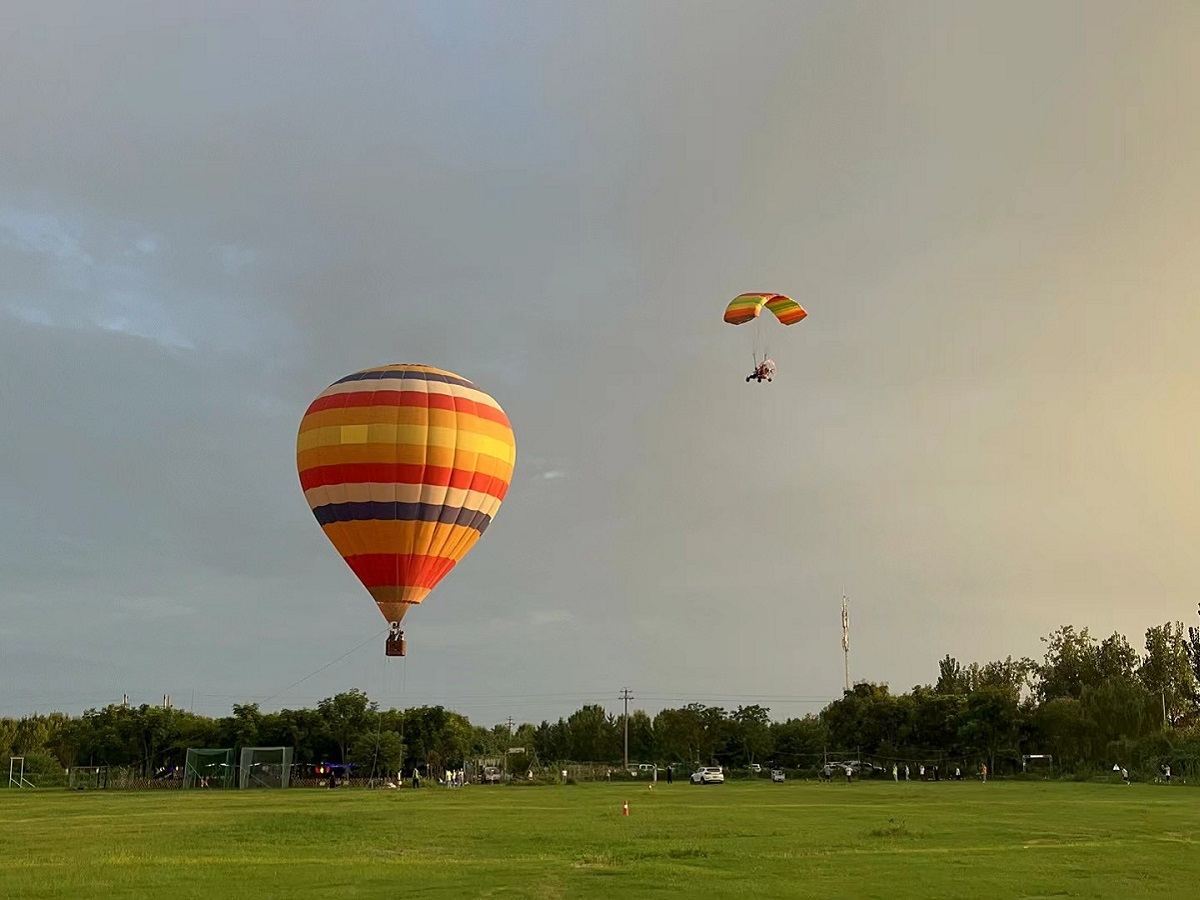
(723, 293), (807, 326)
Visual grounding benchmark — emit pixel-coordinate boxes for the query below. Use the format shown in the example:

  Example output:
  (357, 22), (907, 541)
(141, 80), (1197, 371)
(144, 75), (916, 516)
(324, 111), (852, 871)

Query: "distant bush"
(19, 753), (65, 787)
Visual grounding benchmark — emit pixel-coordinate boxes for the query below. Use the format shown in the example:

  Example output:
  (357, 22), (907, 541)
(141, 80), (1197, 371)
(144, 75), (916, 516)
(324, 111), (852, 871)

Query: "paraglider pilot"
(746, 357), (776, 383)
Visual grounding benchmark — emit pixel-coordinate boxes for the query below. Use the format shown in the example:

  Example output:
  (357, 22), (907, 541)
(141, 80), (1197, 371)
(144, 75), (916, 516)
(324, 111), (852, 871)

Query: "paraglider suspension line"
(752, 317), (769, 367)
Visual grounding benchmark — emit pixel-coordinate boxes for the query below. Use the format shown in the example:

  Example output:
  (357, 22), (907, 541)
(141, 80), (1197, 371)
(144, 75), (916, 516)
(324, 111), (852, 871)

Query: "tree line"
(5, 618), (1200, 781)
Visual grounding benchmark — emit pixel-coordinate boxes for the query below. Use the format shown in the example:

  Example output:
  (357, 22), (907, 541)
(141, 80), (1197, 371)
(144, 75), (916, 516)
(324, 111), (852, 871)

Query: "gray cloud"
(2, 1), (1198, 721)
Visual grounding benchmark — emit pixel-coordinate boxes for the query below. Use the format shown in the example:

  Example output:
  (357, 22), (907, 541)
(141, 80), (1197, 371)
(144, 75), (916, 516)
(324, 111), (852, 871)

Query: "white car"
(770, 769), (786, 783)
(748, 763), (762, 774)
(690, 766), (725, 785)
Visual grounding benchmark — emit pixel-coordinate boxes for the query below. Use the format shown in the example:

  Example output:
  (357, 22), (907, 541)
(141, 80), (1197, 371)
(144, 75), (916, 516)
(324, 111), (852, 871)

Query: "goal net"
(1021, 754), (1053, 777)
(239, 747), (294, 789)
(183, 748), (235, 788)
(68, 766), (109, 790)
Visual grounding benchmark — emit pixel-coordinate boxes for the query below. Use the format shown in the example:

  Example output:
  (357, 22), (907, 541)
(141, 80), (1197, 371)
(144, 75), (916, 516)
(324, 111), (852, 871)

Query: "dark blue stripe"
(313, 501), (491, 533)
(333, 368), (475, 390)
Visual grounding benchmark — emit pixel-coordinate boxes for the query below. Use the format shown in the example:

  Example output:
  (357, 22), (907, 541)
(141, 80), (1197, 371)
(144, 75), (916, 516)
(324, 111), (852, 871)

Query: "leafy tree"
(349, 729), (405, 777)
(317, 690), (374, 763)
(1030, 697), (1091, 768)
(769, 716), (827, 766)
(627, 710), (655, 762)
(907, 686), (966, 758)
(566, 705), (618, 762)
(970, 657), (1034, 699)
(652, 706), (704, 764)
(1035, 629), (1133, 700)
(1185, 604), (1200, 685)
(533, 719), (570, 761)
(0, 719), (18, 757)
(1139, 622), (1198, 726)
(957, 687), (1020, 773)
(935, 656), (970, 694)
(1080, 675), (1158, 748)
(822, 683), (906, 756)
(730, 705), (773, 766)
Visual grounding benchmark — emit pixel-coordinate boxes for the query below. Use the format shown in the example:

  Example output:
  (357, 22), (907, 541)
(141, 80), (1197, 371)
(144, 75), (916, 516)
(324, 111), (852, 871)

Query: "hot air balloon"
(297, 364), (516, 656)
(723, 293), (807, 383)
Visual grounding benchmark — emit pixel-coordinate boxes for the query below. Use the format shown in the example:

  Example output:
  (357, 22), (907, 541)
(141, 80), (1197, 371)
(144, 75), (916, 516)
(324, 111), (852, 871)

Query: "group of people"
(1111, 763), (1173, 785)
(820, 762), (990, 783)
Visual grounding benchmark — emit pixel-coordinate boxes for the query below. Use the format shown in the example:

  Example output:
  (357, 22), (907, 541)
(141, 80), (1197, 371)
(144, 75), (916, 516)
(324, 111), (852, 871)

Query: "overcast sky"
(3, 2), (1199, 723)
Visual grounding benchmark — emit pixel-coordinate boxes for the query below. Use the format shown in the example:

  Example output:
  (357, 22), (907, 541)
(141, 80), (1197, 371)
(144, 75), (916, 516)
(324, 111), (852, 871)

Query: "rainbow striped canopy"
(297, 364), (516, 625)
(723, 293), (808, 326)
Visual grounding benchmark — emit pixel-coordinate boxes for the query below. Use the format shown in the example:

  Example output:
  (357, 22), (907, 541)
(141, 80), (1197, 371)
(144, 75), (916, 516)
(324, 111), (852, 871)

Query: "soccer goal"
(68, 766), (109, 790)
(1021, 754), (1053, 776)
(239, 747), (294, 789)
(7, 757), (35, 789)
(183, 748), (235, 788)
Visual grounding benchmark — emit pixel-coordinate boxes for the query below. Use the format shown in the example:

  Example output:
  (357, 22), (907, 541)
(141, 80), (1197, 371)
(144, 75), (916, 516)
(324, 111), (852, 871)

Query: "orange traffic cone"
(622, 800), (629, 816)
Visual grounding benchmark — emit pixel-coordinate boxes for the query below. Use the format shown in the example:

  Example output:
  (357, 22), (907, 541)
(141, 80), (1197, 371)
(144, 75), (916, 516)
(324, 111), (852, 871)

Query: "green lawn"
(1, 781), (1196, 898)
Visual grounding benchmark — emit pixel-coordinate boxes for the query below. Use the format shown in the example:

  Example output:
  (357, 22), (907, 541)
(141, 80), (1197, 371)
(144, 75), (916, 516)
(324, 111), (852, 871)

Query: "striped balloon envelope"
(297, 364), (516, 630)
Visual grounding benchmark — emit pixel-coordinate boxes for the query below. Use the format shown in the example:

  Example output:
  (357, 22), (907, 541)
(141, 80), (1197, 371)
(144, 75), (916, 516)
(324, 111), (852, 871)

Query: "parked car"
(690, 766), (725, 785)
(770, 768), (786, 783)
(481, 766), (502, 784)
(748, 763), (763, 774)
(629, 763), (657, 777)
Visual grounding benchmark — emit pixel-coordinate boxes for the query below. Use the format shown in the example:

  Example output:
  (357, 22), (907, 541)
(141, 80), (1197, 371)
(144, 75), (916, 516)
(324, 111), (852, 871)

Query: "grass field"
(1, 781), (1197, 898)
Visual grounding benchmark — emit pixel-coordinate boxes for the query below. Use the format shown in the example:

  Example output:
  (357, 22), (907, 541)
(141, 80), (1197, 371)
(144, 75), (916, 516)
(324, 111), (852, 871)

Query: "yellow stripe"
(299, 405), (514, 442)
(297, 443), (514, 477)
(371, 587), (431, 608)
(322, 521), (482, 558)
(297, 423), (516, 463)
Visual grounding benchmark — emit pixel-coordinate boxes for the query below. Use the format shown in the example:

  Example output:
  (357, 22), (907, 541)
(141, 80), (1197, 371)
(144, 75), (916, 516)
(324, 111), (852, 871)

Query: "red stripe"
(305, 390), (511, 426)
(299, 464), (509, 498)
(344, 554), (458, 590)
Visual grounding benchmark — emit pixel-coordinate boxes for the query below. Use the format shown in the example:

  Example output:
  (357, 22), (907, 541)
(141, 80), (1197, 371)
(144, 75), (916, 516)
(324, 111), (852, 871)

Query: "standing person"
(1121, 767), (1130, 785)
(919, 764), (925, 780)
(904, 764), (910, 781)
(844, 765), (853, 784)
(892, 764), (898, 782)
(666, 766), (674, 785)
(954, 766), (961, 781)
(412, 767), (420, 790)
(1163, 764), (1172, 783)
(980, 763), (988, 783)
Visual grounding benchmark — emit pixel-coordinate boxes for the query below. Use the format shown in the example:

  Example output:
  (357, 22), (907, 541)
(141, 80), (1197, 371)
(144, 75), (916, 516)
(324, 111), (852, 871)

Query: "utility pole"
(841, 595), (850, 693)
(505, 716), (515, 737)
(619, 688), (634, 770)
